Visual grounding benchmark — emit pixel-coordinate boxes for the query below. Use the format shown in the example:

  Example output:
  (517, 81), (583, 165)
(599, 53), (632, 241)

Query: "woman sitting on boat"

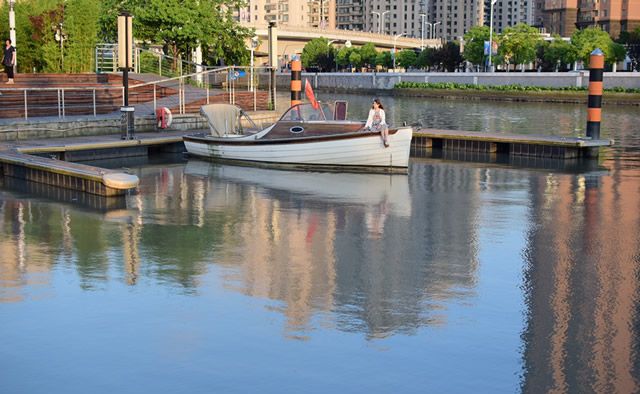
(364, 98), (389, 147)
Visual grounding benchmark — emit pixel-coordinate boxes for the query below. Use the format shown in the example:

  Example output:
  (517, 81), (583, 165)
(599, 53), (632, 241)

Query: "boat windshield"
(279, 103), (334, 122)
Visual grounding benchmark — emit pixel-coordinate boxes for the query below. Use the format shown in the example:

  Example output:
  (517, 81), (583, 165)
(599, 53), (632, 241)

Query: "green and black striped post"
(586, 48), (604, 140)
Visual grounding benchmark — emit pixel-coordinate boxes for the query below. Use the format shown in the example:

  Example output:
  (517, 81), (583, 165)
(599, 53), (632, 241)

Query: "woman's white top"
(365, 109), (386, 129)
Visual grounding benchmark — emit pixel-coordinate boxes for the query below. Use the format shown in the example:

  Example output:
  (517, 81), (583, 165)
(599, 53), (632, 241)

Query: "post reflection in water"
(520, 166), (640, 393)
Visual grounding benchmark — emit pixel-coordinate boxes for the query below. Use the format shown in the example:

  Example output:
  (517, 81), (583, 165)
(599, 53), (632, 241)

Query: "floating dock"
(413, 129), (613, 159)
(0, 150), (139, 197)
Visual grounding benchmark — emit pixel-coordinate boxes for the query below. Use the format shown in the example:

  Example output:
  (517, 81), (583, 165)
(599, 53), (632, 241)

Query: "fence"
(0, 66), (276, 120)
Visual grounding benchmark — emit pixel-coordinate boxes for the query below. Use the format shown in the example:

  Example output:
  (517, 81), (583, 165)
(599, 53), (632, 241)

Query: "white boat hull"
(184, 127), (413, 172)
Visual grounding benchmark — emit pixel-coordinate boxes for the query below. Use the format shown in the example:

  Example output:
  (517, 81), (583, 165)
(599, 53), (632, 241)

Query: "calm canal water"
(1, 96), (639, 393)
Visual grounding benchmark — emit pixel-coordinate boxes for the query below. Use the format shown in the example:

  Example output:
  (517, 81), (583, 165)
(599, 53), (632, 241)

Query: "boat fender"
(156, 107), (173, 129)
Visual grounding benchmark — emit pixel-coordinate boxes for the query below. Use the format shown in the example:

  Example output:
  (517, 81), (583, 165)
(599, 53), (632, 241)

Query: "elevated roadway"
(244, 23), (439, 63)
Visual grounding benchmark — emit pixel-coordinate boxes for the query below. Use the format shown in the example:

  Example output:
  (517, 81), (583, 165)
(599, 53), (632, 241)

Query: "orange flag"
(305, 79), (320, 110)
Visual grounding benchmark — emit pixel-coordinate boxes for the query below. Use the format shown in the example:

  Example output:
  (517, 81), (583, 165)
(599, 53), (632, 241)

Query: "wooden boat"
(183, 102), (413, 174)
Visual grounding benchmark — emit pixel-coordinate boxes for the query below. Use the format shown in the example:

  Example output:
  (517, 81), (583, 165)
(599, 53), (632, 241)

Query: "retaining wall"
(267, 72), (640, 91)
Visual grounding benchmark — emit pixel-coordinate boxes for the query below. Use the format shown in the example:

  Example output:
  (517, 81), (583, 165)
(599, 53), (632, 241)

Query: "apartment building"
(482, 0), (535, 33)
(361, 0), (428, 38)
(542, 0), (639, 38)
(239, 0), (336, 29)
(576, 0), (640, 37)
(542, 0), (578, 37)
(336, 0), (365, 31)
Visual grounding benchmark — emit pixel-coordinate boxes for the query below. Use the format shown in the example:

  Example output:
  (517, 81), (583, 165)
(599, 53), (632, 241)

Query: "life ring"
(156, 107), (173, 129)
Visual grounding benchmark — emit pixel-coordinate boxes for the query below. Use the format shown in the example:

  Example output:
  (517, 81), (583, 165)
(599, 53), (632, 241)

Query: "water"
(1, 96), (639, 393)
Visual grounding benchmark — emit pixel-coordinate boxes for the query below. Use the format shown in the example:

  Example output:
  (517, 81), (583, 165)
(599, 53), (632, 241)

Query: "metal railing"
(0, 66), (276, 120)
(0, 85), (125, 120)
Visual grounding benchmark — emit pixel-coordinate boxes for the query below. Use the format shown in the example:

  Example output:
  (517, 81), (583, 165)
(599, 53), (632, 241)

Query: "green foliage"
(571, 27), (616, 64)
(416, 47), (436, 69)
(619, 27), (640, 71)
(395, 81), (640, 94)
(359, 42), (377, 67)
(336, 46), (357, 67)
(301, 37), (335, 71)
(541, 36), (577, 71)
(498, 23), (541, 70)
(462, 26), (490, 66)
(439, 41), (464, 71)
(348, 51), (363, 68)
(396, 49), (417, 68)
(415, 42), (463, 71)
(132, 0), (251, 66)
(64, 0), (100, 73)
(375, 51), (392, 68)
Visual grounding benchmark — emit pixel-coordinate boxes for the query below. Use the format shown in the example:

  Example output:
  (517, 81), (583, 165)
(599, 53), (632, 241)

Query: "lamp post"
(393, 33), (405, 71)
(425, 22), (432, 39)
(249, 36), (259, 92)
(488, 0), (497, 72)
(372, 12), (381, 34)
(328, 39), (338, 71)
(381, 10), (390, 35)
(432, 21), (441, 40)
(8, 0), (16, 68)
(419, 13), (426, 50)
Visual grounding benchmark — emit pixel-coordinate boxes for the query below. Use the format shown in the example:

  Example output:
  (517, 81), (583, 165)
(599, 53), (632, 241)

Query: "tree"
(621, 27), (640, 71)
(97, 0), (250, 67)
(463, 25), (490, 66)
(440, 41), (464, 71)
(417, 47), (437, 70)
(499, 23), (541, 71)
(349, 51), (363, 68)
(396, 49), (417, 69)
(375, 51), (393, 69)
(571, 27), (616, 65)
(301, 37), (335, 71)
(541, 36), (577, 71)
(336, 46), (355, 68)
(359, 42), (378, 68)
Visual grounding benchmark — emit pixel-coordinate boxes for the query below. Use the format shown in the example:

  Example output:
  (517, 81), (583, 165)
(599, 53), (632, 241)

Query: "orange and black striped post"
(290, 59), (302, 107)
(586, 48), (604, 140)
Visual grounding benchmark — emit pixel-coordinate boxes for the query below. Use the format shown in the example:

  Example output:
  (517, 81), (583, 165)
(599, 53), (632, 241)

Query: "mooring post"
(290, 58), (302, 107)
(586, 48), (604, 140)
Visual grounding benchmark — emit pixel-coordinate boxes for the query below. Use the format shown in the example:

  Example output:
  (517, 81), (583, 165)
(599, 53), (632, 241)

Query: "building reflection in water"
(520, 165), (640, 393)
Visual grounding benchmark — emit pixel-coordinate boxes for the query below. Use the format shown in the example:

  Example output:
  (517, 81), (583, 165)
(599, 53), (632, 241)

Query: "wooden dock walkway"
(0, 131), (190, 197)
(413, 128), (613, 159)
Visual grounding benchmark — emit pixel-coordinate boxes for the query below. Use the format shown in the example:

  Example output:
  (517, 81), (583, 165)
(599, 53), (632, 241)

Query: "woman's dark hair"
(372, 98), (384, 110)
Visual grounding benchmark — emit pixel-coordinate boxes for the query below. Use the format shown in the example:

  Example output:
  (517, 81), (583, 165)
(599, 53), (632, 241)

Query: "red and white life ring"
(156, 107), (173, 129)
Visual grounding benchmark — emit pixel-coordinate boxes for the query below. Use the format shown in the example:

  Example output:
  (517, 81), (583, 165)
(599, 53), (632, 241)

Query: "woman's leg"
(381, 125), (389, 147)
(5, 65), (14, 83)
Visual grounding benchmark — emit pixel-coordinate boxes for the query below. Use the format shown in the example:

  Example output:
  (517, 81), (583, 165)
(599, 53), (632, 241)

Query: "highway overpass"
(244, 23), (440, 66)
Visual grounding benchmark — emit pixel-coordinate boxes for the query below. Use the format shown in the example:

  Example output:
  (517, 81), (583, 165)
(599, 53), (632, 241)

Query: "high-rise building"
(239, 0), (336, 29)
(482, 0), (535, 34)
(575, 0), (640, 37)
(362, 0), (428, 38)
(542, 0), (579, 37)
(336, 0), (365, 31)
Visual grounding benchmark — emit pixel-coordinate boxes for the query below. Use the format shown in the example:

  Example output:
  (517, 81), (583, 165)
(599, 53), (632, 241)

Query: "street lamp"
(393, 33), (405, 71)
(328, 39), (339, 71)
(8, 0), (16, 68)
(419, 13), (427, 50)
(488, 0), (497, 72)
(432, 21), (441, 40)
(425, 22), (433, 40)
(372, 12), (381, 34)
(249, 36), (259, 92)
(381, 10), (390, 35)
